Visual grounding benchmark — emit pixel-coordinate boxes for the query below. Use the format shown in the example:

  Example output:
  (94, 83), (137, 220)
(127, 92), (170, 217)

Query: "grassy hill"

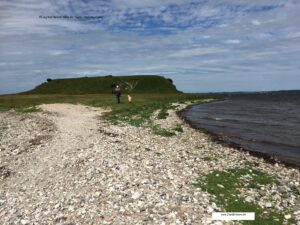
(23, 75), (180, 95)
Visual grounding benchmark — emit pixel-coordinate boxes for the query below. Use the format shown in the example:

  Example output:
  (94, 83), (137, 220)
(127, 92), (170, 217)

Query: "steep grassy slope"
(24, 75), (180, 95)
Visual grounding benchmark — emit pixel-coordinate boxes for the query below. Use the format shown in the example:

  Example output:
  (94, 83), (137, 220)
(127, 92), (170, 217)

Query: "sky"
(0, 0), (300, 94)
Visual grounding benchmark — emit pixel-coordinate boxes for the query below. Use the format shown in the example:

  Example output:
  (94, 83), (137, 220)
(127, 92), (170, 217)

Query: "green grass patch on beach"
(151, 125), (176, 137)
(103, 101), (177, 136)
(195, 165), (294, 225)
(0, 106), (10, 112)
(202, 156), (218, 161)
(16, 106), (41, 113)
(103, 102), (163, 126)
(101, 94), (211, 136)
(0, 94), (114, 110)
(157, 106), (169, 119)
(156, 104), (178, 120)
(173, 124), (184, 133)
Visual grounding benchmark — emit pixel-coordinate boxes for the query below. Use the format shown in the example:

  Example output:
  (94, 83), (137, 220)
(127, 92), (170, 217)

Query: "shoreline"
(177, 102), (300, 170)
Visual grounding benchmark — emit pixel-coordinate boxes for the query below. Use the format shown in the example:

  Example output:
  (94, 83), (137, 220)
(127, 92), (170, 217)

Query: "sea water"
(182, 93), (300, 166)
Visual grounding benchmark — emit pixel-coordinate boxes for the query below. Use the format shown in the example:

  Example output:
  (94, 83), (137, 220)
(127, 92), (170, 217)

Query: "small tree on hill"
(110, 83), (117, 94)
(167, 78), (173, 84)
(47, 78), (52, 82)
(120, 80), (139, 103)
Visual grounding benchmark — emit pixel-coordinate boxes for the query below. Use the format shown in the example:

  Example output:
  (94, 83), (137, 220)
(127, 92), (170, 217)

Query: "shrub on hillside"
(167, 78), (173, 84)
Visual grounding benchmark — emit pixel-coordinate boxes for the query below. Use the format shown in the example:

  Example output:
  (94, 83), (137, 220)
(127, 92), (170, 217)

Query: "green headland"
(23, 75), (180, 95)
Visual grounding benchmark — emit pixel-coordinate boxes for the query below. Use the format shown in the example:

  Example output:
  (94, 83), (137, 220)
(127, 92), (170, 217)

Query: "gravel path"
(0, 103), (299, 225)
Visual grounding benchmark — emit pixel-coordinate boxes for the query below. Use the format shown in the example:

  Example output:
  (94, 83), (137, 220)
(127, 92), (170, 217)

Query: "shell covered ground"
(0, 103), (299, 225)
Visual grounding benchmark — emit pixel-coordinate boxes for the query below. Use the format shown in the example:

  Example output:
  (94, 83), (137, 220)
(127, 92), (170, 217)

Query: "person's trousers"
(115, 95), (120, 104)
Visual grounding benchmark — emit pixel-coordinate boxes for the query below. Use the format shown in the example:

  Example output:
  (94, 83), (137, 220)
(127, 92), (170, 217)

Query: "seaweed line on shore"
(177, 103), (300, 170)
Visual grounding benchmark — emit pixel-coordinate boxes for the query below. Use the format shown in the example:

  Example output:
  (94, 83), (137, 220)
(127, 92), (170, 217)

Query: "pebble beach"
(0, 103), (299, 225)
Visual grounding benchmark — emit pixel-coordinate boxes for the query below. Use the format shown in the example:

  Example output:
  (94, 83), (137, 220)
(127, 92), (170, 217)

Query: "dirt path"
(32, 104), (105, 177)
(1, 104), (111, 224)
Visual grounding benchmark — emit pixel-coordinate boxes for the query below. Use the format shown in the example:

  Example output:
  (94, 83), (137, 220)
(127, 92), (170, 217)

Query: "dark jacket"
(114, 87), (121, 96)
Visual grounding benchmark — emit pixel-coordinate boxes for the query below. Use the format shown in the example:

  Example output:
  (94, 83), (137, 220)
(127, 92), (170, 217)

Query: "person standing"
(114, 85), (121, 104)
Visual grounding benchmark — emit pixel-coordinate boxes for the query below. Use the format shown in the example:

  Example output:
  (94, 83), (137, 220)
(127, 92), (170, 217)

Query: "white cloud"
(49, 50), (69, 56)
(170, 47), (228, 57)
(252, 20), (261, 25)
(0, 0), (100, 37)
(1, 0), (300, 94)
(224, 39), (241, 44)
(5, 51), (23, 55)
(111, 0), (191, 8)
(192, 6), (220, 17)
(217, 24), (228, 28)
(287, 32), (300, 38)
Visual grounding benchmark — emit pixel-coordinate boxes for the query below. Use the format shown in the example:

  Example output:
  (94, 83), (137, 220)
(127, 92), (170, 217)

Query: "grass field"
(0, 93), (211, 136)
(0, 93), (205, 110)
(0, 94), (114, 111)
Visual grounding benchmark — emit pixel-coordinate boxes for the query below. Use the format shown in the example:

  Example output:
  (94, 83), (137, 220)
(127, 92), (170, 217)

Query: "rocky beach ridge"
(0, 103), (299, 225)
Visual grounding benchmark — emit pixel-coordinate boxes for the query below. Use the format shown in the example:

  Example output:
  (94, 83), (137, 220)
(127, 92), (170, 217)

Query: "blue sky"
(0, 0), (300, 94)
